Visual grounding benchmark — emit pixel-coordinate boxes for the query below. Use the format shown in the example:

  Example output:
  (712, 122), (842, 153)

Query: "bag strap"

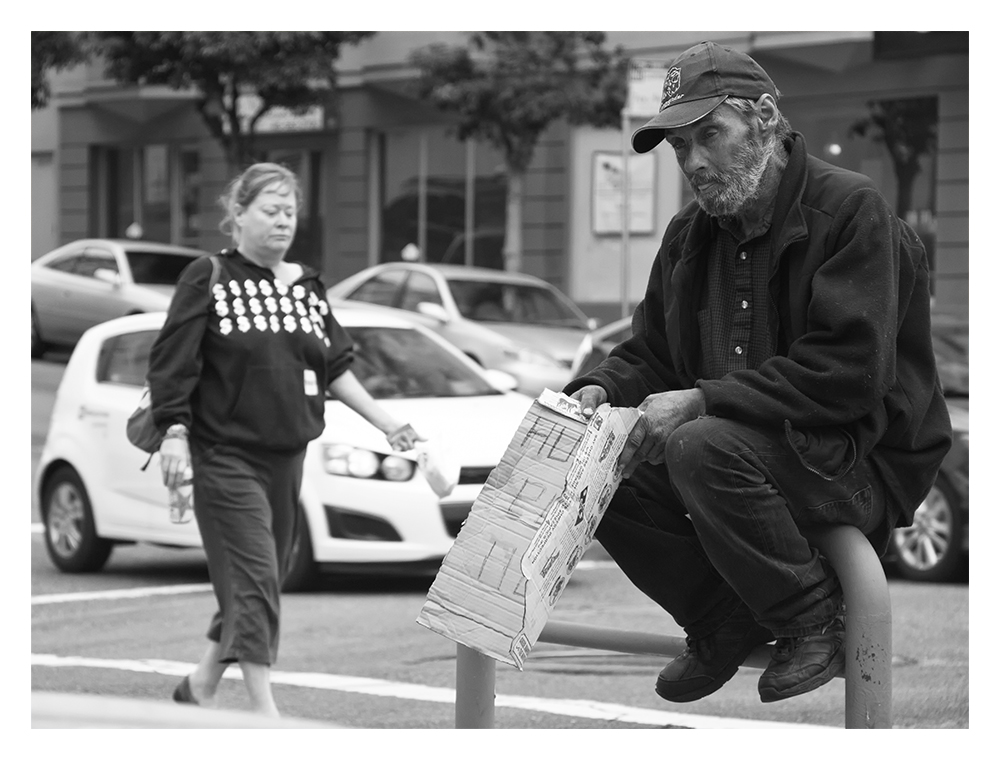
(207, 253), (222, 294)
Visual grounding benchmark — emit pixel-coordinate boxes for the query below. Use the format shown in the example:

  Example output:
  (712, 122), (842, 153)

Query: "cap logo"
(659, 67), (682, 111)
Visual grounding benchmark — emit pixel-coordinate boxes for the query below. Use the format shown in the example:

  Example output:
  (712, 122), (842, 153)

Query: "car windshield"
(344, 326), (499, 399)
(125, 250), (198, 286)
(448, 279), (588, 328)
(932, 316), (969, 397)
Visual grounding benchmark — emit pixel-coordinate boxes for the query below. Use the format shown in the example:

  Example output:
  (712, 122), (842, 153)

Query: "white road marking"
(30, 653), (829, 729)
(31, 584), (213, 606)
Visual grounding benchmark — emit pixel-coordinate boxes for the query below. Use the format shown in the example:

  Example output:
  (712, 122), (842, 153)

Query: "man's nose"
(683, 147), (709, 176)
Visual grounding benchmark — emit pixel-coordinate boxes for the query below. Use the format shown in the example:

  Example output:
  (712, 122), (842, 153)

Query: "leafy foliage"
(31, 31), (90, 109)
(89, 32), (375, 168)
(412, 32), (628, 172)
(850, 97), (938, 216)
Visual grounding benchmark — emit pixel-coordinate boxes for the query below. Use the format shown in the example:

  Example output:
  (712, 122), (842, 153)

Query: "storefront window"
(141, 144), (171, 243)
(379, 127), (507, 268)
(178, 148), (201, 241)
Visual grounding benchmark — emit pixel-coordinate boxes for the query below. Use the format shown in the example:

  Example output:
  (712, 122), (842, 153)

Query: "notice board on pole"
(592, 151), (655, 236)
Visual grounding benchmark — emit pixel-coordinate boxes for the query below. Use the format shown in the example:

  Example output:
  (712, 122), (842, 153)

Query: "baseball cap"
(631, 41), (777, 154)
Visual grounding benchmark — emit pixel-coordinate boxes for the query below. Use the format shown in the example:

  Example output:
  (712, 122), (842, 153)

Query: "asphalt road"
(29, 355), (970, 729)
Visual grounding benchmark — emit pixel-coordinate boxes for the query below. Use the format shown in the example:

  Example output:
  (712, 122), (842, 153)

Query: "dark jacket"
(148, 249), (354, 452)
(566, 133), (952, 549)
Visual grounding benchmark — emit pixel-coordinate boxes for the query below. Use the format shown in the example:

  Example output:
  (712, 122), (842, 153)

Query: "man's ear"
(755, 94), (778, 135)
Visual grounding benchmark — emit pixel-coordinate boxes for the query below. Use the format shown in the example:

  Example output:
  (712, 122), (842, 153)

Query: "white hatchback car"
(35, 305), (534, 590)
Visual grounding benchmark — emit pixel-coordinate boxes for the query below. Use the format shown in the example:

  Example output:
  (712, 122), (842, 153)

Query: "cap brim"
(630, 95), (728, 153)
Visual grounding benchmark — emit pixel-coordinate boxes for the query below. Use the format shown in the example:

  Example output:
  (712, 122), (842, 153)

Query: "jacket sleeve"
(697, 186), (902, 428)
(563, 239), (682, 407)
(324, 313), (355, 382)
(147, 256), (213, 433)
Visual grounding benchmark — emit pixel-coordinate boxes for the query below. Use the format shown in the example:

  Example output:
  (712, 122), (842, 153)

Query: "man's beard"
(690, 130), (774, 218)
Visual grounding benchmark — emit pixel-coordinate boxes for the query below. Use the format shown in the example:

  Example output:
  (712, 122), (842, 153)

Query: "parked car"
(569, 312), (970, 583)
(327, 262), (598, 397)
(35, 306), (534, 591)
(31, 239), (211, 358)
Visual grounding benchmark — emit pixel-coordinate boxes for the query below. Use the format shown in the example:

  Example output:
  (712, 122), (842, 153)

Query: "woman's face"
(234, 181), (298, 259)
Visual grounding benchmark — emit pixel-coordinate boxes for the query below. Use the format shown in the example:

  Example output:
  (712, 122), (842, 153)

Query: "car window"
(932, 317), (969, 397)
(75, 250), (119, 278)
(126, 250), (198, 285)
(448, 279), (588, 328)
(398, 272), (442, 312)
(345, 326), (498, 399)
(96, 330), (159, 387)
(347, 270), (408, 307)
(45, 253), (83, 274)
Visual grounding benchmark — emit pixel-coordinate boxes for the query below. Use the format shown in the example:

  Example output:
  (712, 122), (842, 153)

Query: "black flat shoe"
(172, 675), (199, 705)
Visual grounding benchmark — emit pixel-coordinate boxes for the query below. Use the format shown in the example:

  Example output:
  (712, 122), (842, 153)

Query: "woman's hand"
(386, 423), (425, 452)
(159, 433), (191, 489)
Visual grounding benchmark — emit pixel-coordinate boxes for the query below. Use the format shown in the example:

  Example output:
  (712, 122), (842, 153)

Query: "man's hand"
(567, 385), (608, 419)
(619, 389), (706, 479)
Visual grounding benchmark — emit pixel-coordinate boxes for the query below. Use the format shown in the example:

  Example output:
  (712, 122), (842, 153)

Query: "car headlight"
(321, 444), (416, 481)
(502, 345), (562, 368)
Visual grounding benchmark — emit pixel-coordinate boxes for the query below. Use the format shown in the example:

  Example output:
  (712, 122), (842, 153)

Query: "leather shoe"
(758, 615), (846, 702)
(656, 614), (774, 703)
(172, 675), (200, 705)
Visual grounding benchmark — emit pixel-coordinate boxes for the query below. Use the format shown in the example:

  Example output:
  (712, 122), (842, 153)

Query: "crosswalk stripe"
(30, 653), (829, 729)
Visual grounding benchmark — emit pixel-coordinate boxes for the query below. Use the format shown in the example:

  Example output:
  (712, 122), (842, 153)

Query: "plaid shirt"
(698, 218), (776, 379)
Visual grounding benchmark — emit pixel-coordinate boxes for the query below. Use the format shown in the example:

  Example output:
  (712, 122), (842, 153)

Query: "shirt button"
(741, 300), (749, 309)
(739, 251), (748, 261)
(734, 346), (743, 355)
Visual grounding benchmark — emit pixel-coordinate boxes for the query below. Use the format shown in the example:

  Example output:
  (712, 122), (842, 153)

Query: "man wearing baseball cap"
(564, 41), (950, 703)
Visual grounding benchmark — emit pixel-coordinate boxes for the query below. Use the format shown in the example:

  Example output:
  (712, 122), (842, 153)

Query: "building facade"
(32, 31), (969, 321)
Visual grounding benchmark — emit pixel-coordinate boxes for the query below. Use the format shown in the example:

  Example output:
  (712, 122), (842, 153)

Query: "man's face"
(663, 104), (772, 217)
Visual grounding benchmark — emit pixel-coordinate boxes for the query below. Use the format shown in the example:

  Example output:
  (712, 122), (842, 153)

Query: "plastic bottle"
(169, 467), (194, 524)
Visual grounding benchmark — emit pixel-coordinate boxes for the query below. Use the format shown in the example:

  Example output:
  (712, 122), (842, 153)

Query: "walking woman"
(147, 162), (422, 716)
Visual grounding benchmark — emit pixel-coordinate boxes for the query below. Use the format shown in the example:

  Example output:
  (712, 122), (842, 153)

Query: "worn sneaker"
(757, 615), (846, 702)
(655, 616), (774, 703)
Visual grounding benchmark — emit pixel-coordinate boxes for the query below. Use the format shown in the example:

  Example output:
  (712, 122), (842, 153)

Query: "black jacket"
(148, 250), (354, 452)
(566, 134), (952, 549)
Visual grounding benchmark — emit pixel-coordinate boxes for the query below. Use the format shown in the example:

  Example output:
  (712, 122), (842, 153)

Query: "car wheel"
(31, 306), (45, 359)
(281, 505), (317, 593)
(891, 477), (967, 583)
(42, 466), (113, 573)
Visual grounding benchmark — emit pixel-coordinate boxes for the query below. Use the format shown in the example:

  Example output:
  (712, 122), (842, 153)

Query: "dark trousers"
(596, 416), (885, 639)
(190, 439), (306, 665)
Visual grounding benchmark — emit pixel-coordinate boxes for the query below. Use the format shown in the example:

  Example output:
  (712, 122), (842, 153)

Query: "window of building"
(90, 144), (205, 247)
(377, 127), (508, 269)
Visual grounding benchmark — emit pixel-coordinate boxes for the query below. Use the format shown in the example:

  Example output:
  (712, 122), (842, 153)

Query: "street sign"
(626, 60), (672, 118)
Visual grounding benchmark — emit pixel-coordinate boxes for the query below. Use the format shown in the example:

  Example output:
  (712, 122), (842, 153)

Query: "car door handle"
(78, 405), (109, 420)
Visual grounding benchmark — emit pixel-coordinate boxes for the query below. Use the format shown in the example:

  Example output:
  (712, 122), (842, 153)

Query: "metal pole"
(810, 525), (892, 728)
(455, 644), (495, 728)
(620, 108), (631, 320)
(465, 140), (475, 267)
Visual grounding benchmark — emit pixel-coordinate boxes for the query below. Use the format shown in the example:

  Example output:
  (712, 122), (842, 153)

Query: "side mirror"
(416, 301), (450, 323)
(93, 268), (121, 287)
(483, 369), (518, 393)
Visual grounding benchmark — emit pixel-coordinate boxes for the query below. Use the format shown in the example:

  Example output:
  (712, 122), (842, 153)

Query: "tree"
(32, 31), (89, 109)
(89, 32), (375, 170)
(850, 97), (938, 218)
(411, 32), (628, 272)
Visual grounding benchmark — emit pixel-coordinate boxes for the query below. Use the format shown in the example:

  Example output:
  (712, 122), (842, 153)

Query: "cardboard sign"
(416, 390), (641, 668)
